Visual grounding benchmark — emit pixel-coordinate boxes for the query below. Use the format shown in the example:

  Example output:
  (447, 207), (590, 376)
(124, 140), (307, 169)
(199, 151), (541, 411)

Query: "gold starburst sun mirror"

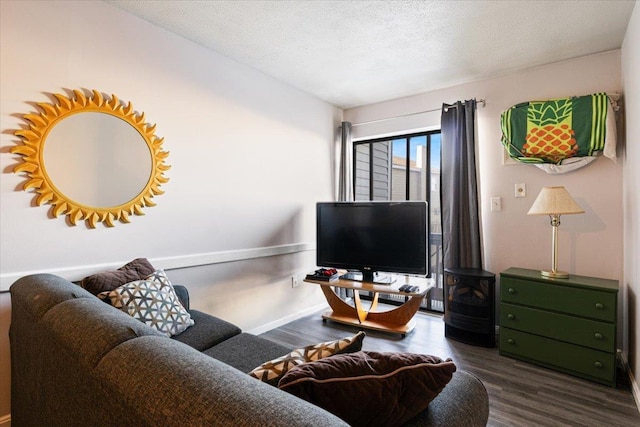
(11, 89), (169, 228)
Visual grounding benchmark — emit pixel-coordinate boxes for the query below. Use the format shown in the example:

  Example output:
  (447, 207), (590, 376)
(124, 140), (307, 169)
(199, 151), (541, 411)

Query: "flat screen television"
(316, 201), (429, 284)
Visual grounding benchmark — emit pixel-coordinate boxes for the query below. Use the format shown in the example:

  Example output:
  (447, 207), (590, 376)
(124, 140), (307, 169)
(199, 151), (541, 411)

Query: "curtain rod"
(350, 99), (486, 127)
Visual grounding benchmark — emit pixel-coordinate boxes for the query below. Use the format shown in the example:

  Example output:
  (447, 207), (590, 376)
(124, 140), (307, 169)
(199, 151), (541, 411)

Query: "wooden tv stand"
(304, 274), (433, 337)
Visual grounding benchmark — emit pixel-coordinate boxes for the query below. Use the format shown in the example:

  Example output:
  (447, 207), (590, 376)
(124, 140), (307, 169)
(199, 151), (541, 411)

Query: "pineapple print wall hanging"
(500, 93), (617, 174)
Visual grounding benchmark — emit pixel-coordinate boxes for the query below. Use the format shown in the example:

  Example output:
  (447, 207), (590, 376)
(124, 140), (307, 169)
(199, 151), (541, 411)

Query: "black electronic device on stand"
(305, 268), (339, 281)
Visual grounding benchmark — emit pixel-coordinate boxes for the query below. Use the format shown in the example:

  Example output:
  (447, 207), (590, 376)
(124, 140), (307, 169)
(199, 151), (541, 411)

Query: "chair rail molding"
(0, 242), (315, 291)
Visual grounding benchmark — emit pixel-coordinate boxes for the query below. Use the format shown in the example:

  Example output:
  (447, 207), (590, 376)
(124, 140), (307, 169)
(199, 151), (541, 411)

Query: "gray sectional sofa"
(9, 273), (489, 426)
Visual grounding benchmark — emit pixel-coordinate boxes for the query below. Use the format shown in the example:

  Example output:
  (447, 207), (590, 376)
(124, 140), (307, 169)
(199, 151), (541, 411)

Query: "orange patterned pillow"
(248, 331), (365, 386)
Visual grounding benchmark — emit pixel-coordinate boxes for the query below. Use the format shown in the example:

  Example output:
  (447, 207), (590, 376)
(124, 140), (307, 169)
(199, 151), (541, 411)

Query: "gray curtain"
(440, 100), (482, 270)
(337, 121), (353, 201)
(336, 121), (353, 299)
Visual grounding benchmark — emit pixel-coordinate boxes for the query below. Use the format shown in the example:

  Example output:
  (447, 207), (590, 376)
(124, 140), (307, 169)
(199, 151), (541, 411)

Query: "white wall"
(622, 1), (640, 406)
(0, 0), (341, 419)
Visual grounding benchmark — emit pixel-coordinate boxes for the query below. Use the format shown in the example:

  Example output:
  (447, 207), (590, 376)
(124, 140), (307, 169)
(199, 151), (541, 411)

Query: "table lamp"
(527, 186), (584, 279)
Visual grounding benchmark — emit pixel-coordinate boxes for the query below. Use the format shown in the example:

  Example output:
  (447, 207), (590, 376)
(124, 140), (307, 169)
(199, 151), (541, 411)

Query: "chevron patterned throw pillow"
(248, 331), (365, 386)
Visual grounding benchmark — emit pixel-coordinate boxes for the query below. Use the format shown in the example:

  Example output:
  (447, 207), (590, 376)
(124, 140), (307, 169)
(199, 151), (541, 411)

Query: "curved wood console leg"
(353, 291), (372, 323)
(313, 280), (431, 336)
(365, 295), (425, 325)
(369, 292), (380, 313)
(320, 285), (358, 319)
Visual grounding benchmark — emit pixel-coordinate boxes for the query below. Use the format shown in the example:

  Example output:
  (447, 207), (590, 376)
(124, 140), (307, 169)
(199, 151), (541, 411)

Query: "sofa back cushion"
(10, 273), (95, 321)
(95, 337), (349, 426)
(43, 297), (164, 368)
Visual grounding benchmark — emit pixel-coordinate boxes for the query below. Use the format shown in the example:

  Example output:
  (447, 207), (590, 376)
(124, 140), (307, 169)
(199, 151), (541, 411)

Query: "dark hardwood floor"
(260, 308), (640, 427)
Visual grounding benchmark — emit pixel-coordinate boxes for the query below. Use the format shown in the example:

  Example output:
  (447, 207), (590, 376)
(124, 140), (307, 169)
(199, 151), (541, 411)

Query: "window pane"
(409, 135), (427, 201)
(430, 133), (441, 169)
(429, 134), (441, 234)
(428, 133), (443, 312)
(371, 141), (391, 200)
(391, 139), (406, 200)
(354, 144), (370, 201)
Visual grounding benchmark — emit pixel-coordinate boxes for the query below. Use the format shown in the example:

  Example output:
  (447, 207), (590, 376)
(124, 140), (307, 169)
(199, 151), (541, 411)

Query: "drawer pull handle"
(595, 303), (604, 310)
(594, 361), (603, 369)
(508, 288), (516, 295)
(594, 333), (603, 340)
(507, 313), (515, 320)
(507, 338), (515, 345)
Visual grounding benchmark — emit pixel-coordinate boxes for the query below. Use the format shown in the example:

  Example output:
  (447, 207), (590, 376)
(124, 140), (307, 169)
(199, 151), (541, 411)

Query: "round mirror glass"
(43, 112), (152, 208)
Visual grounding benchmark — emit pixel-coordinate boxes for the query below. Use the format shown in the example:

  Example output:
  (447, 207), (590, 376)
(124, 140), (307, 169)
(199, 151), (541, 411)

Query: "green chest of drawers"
(499, 267), (618, 387)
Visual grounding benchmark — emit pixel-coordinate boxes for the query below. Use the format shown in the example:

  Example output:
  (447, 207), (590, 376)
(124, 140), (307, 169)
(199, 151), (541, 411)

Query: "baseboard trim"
(619, 351), (640, 414)
(0, 242), (315, 291)
(247, 302), (328, 335)
(631, 369), (640, 415)
(0, 413), (10, 426)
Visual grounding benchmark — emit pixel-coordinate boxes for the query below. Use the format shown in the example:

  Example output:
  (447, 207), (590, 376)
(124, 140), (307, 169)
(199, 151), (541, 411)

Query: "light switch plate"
(491, 197), (502, 211)
(515, 183), (526, 198)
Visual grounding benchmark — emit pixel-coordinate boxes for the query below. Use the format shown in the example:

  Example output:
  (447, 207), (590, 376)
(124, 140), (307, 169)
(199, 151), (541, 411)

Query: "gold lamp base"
(541, 270), (569, 279)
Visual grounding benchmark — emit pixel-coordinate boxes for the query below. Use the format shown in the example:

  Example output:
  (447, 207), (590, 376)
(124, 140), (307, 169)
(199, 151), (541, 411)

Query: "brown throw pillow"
(80, 258), (156, 295)
(278, 351), (456, 427)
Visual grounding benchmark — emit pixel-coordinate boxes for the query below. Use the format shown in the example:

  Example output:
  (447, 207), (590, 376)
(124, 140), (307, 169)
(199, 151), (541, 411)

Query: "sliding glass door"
(353, 131), (443, 313)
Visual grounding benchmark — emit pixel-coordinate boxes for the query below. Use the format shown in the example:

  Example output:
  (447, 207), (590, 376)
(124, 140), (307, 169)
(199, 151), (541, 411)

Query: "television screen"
(316, 201), (429, 284)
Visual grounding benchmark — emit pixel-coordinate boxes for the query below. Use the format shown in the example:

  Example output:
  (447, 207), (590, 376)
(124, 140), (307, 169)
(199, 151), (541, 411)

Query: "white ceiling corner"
(103, 0), (636, 109)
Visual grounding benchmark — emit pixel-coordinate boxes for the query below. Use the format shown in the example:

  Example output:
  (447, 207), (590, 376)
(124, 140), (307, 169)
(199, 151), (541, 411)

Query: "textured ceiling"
(104, 0), (636, 109)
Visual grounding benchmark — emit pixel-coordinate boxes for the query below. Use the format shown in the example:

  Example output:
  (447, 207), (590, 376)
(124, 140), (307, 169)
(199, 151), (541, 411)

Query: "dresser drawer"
(500, 303), (615, 353)
(500, 328), (615, 385)
(501, 277), (616, 322)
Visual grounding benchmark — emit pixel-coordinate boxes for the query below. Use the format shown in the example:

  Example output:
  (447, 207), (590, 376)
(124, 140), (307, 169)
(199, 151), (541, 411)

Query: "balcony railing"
(359, 232), (444, 313)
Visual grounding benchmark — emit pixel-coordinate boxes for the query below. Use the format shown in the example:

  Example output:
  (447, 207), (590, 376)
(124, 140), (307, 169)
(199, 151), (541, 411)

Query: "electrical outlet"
(515, 183), (526, 198)
(291, 275), (300, 288)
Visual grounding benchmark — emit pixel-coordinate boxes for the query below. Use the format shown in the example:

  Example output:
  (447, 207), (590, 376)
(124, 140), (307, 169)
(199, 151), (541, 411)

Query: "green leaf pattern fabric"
(501, 93), (609, 165)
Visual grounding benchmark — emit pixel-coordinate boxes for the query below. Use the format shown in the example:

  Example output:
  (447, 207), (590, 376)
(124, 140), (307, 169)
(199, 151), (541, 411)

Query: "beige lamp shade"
(527, 186), (585, 216)
(527, 186), (584, 279)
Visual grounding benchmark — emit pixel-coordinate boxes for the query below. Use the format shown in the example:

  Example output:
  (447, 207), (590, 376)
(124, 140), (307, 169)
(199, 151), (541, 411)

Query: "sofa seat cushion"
(278, 351), (456, 427)
(171, 309), (242, 351)
(203, 333), (292, 373)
